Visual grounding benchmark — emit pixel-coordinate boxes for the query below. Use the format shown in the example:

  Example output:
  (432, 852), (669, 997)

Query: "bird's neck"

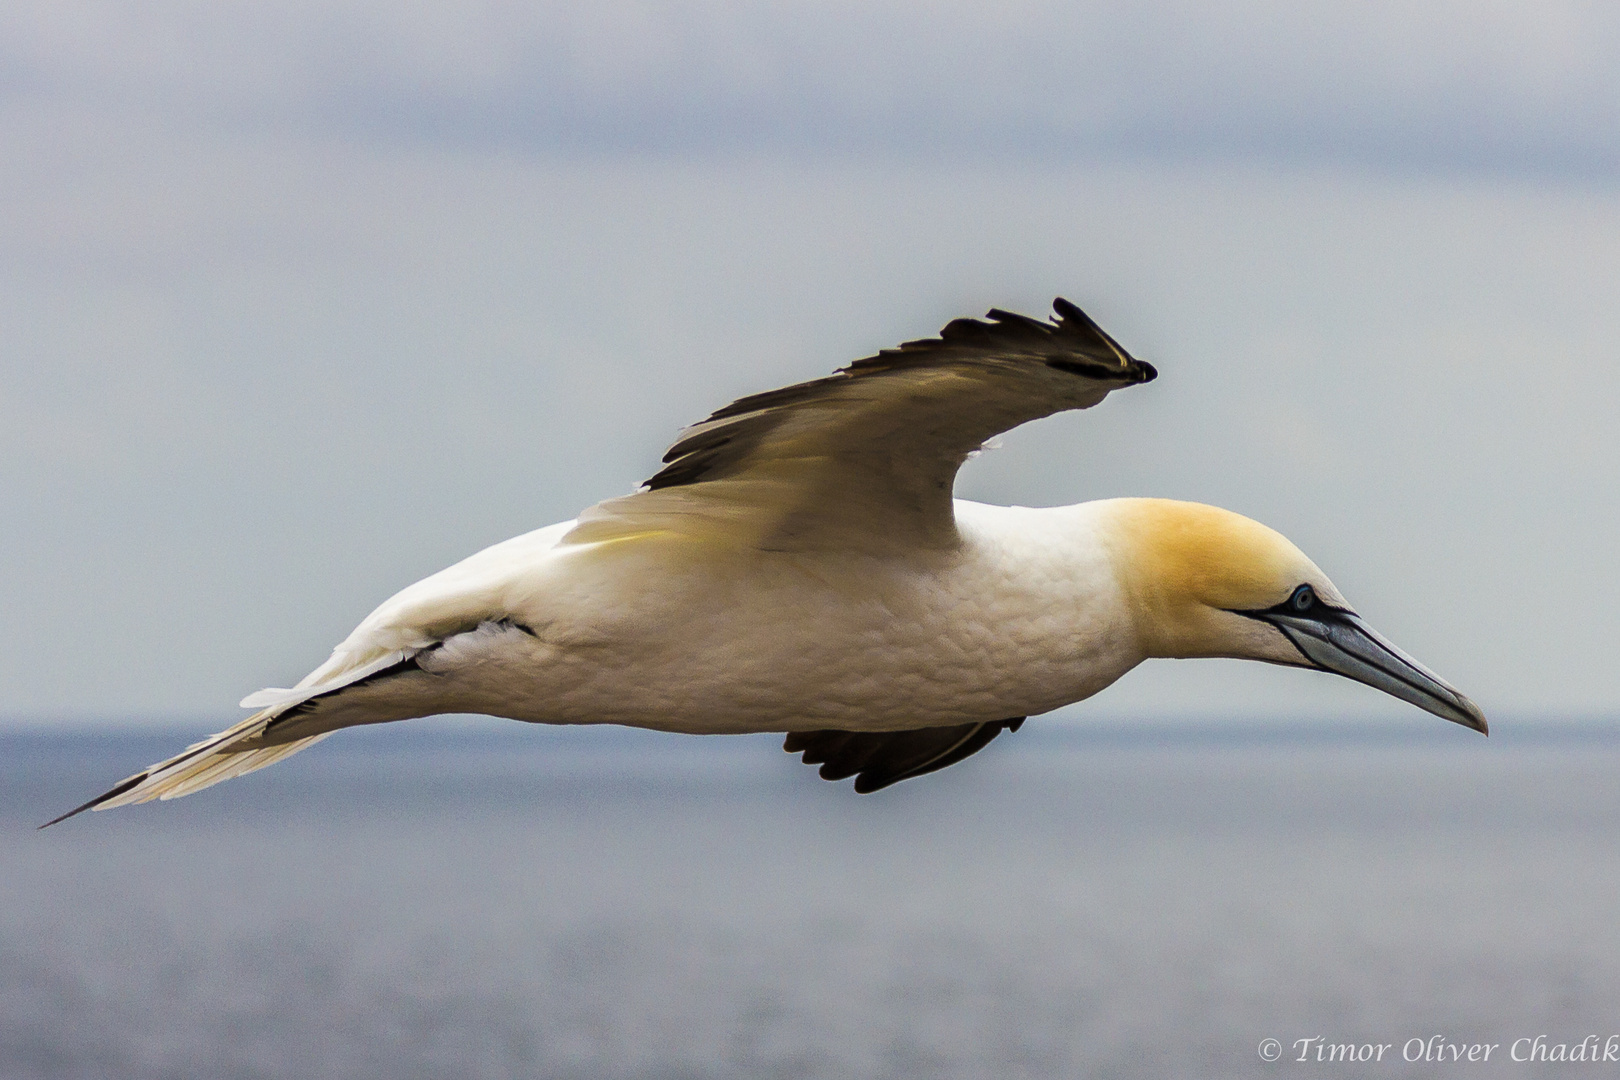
(954, 499), (1150, 673)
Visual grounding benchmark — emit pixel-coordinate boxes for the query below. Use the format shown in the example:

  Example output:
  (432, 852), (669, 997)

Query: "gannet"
(50, 299), (1485, 824)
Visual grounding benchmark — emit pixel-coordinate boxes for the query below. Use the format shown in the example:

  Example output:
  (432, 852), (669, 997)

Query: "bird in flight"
(49, 299), (1485, 825)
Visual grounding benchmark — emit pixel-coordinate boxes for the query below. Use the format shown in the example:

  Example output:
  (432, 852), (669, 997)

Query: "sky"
(1, 0), (1617, 729)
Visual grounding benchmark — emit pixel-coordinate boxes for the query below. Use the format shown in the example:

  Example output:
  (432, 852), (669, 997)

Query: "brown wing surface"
(566, 299), (1155, 554)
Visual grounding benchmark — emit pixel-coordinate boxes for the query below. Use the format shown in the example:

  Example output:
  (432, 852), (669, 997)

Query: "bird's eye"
(1291, 585), (1316, 612)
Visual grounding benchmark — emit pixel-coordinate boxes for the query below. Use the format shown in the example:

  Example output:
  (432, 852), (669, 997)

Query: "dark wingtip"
(38, 772), (147, 829)
(1049, 297), (1156, 382)
(39, 803), (94, 830)
(1050, 296), (1085, 322)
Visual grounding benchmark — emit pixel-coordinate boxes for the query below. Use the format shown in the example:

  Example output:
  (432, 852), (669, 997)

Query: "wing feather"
(41, 645), (428, 826)
(566, 299), (1153, 553)
(785, 718), (1025, 793)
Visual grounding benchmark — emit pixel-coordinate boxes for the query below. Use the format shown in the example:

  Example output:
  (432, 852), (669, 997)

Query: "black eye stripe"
(1227, 583), (1349, 624)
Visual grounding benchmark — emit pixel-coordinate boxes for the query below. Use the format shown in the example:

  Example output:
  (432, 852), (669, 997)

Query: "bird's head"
(1104, 498), (1486, 733)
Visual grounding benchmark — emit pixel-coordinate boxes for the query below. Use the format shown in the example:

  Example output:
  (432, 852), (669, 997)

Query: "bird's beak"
(1262, 609), (1488, 734)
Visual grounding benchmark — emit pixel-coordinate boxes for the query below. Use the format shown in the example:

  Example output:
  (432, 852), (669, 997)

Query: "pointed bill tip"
(1257, 609), (1488, 739)
(1454, 694), (1489, 736)
(1426, 681), (1488, 736)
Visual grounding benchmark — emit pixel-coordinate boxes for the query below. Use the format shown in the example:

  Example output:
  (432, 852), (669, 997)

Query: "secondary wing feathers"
(42, 644), (427, 826)
(566, 298), (1154, 553)
(45, 521), (581, 825)
(41, 710), (330, 827)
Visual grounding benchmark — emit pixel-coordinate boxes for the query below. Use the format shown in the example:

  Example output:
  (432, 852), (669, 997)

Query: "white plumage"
(51, 299), (1484, 823)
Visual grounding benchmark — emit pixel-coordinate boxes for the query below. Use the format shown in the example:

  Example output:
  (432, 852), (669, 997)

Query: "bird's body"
(53, 299), (1485, 823)
(246, 499), (1137, 741)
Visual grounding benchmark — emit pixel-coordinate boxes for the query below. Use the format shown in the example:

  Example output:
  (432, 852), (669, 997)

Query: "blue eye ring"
(1291, 585), (1316, 612)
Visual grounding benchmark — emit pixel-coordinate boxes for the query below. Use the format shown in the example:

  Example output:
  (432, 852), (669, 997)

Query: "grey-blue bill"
(1263, 608), (1488, 734)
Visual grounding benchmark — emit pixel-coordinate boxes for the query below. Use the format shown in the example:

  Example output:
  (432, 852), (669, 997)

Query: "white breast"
(392, 500), (1144, 735)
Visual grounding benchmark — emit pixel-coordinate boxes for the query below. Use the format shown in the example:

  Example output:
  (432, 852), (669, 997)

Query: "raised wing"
(565, 298), (1156, 554)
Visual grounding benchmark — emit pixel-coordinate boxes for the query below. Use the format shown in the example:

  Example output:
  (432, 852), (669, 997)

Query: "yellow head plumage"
(1098, 497), (1486, 732)
(1102, 498), (1342, 663)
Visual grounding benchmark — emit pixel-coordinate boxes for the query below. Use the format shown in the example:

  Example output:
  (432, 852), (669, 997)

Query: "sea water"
(3, 721), (1617, 1079)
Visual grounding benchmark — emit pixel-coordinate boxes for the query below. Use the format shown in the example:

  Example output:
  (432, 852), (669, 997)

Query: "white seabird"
(50, 299), (1486, 824)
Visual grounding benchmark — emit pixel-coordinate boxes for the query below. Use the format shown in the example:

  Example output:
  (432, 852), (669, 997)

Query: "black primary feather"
(784, 718), (1025, 793)
(645, 299), (1153, 492)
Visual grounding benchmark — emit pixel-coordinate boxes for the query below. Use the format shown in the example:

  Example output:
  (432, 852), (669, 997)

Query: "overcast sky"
(2, 1), (1617, 731)
(5, 0), (1618, 169)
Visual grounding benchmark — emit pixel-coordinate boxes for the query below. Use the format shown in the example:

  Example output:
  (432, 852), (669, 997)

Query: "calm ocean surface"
(4, 721), (1619, 1079)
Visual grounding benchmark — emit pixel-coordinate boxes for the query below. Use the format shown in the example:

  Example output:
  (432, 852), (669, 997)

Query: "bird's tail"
(41, 711), (328, 828)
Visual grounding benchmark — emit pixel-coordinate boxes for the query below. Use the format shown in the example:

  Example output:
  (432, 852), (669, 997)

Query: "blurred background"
(2, 1), (1618, 1076)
